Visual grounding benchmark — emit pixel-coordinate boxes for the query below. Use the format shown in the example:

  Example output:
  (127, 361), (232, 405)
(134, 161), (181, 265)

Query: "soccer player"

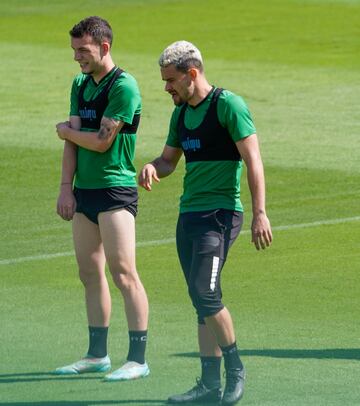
(139, 41), (272, 404)
(54, 16), (149, 381)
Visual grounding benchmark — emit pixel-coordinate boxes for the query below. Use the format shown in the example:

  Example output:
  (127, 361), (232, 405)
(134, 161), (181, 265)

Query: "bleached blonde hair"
(159, 40), (204, 72)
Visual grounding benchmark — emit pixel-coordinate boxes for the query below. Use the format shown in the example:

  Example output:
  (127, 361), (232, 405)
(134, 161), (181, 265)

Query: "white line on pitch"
(1, 216), (359, 266)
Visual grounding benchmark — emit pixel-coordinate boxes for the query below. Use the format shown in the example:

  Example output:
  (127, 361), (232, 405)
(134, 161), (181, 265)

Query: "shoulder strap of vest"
(177, 102), (187, 126)
(211, 87), (223, 104)
(78, 75), (92, 100)
(80, 67), (124, 95)
(177, 87), (223, 128)
(104, 67), (124, 93)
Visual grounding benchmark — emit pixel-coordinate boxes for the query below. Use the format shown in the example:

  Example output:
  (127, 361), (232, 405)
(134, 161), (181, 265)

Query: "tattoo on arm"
(98, 123), (113, 140)
(97, 118), (120, 140)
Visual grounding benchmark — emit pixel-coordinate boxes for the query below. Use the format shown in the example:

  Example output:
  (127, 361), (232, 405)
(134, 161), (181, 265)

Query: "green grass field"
(0, 0), (359, 405)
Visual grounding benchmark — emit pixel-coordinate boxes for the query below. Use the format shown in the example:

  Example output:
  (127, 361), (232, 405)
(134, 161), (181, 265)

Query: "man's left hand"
(56, 121), (71, 140)
(251, 212), (273, 250)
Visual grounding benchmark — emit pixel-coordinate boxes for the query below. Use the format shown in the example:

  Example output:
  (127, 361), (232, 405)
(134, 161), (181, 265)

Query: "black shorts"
(176, 209), (243, 323)
(74, 186), (138, 225)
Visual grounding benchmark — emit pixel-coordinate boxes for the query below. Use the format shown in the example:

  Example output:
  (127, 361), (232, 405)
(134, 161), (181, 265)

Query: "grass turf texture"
(0, 0), (359, 405)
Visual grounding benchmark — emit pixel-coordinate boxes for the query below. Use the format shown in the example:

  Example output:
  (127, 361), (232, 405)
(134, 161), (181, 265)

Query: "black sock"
(127, 330), (147, 364)
(87, 326), (108, 358)
(220, 342), (243, 371)
(200, 356), (222, 389)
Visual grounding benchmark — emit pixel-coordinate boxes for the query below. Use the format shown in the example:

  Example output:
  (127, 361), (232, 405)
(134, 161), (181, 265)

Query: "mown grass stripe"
(1, 216), (359, 266)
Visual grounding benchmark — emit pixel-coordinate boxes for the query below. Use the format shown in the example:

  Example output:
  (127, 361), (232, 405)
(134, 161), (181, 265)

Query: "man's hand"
(57, 185), (76, 221)
(56, 121), (71, 140)
(138, 163), (160, 191)
(251, 212), (273, 250)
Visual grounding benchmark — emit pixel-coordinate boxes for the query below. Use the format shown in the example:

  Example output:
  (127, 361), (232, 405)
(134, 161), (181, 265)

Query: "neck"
(92, 59), (116, 83)
(187, 79), (213, 107)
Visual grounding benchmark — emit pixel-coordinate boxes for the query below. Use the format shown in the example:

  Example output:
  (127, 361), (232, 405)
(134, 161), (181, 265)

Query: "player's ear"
(188, 68), (198, 81)
(101, 41), (111, 56)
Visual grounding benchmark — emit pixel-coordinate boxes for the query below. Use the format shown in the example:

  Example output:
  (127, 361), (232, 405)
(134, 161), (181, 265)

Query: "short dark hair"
(70, 16), (113, 46)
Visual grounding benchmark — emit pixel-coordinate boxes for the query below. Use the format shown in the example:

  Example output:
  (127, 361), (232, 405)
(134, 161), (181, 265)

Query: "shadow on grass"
(0, 402), (164, 405)
(0, 374), (165, 404)
(0, 372), (102, 384)
(173, 348), (360, 360)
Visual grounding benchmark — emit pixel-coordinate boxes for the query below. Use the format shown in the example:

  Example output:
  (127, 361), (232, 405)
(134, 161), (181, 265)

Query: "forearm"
(139, 145), (182, 191)
(62, 127), (105, 152)
(60, 141), (77, 186)
(57, 141), (77, 221)
(58, 115), (123, 153)
(237, 135), (272, 248)
(150, 156), (177, 178)
(246, 158), (267, 216)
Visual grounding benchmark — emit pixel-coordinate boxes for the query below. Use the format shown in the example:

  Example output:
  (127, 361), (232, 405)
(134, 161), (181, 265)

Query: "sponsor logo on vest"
(79, 107), (97, 121)
(181, 137), (201, 152)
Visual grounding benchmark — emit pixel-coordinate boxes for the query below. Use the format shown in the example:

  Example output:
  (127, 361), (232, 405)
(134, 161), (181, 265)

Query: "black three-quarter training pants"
(176, 209), (243, 324)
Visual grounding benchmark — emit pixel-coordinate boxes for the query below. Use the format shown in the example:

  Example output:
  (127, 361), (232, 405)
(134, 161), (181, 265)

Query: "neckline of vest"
(90, 66), (119, 86)
(187, 86), (215, 110)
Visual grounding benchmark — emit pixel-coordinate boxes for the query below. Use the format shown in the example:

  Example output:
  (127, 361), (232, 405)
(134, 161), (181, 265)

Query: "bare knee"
(78, 267), (104, 287)
(110, 264), (140, 293)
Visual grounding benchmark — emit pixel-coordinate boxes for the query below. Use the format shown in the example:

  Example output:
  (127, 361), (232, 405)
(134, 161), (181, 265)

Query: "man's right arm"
(56, 116), (80, 221)
(138, 145), (182, 191)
